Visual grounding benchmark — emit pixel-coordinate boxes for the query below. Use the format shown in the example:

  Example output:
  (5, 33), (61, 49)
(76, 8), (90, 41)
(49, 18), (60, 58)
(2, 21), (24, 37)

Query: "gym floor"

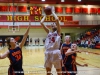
(0, 46), (100, 75)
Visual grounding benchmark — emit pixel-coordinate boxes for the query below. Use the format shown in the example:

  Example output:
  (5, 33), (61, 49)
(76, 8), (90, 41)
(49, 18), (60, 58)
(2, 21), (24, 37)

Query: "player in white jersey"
(40, 7), (62, 75)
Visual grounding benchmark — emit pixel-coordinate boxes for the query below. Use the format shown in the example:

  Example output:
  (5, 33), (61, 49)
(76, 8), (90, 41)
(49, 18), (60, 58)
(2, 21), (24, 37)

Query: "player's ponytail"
(6, 37), (11, 50)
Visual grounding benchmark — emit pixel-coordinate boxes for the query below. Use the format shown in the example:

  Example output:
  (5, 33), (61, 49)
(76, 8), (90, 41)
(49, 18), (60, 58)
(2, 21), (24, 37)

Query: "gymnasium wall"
(0, 13), (100, 26)
(0, 27), (90, 45)
(0, 4), (99, 45)
(0, 5), (100, 26)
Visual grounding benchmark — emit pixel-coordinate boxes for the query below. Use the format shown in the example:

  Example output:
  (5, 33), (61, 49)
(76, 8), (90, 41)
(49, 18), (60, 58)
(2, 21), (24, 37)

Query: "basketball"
(44, 6), (52, 15)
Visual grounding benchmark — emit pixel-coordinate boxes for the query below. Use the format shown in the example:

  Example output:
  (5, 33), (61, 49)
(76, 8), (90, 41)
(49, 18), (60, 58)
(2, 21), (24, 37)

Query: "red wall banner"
(64, 21), (79, 25)
(0, 15), (73, 22)
(65, 7), (73, 13)
(97, 8), (100, 14)
(0, 6), (100, 15)
(18, 6), (27, 12)
(9, 6), (17, 12)
(55, 7), (63, 13)
(82, 8), (88, 14)
(0, 6), (8, 12)
(74, 7), (82, 14)
(90, 8), (97, 14)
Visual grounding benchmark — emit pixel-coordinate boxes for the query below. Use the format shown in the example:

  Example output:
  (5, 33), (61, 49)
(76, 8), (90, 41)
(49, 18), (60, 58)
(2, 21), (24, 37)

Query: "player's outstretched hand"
(82, 64), (88, 67)
(76, 50), (81, 53)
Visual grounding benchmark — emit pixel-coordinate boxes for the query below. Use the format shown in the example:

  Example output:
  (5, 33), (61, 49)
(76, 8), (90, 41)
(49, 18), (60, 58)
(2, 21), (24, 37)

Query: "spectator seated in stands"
(77, 28), (100, 49)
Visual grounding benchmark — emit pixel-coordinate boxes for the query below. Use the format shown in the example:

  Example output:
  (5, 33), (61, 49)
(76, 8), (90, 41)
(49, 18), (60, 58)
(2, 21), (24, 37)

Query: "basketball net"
(11, 30), (15, 33)
(12, 27), (15, 33)
(8, 25), (19, 33)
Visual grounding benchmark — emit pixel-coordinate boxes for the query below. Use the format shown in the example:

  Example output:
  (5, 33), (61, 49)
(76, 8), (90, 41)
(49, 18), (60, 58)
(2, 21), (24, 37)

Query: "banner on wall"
(64, 21), (79, 25)
(9, 6), (17, 12)
(90, 8), (97, 14)
(97, 8), (100, 14)
(30, 6), (42, 15)
(0, 6), (8, 12)
(18, 6), (27, 12)
(82, 8), (88, 14)
(65, 7), (73, 14)
(74, 7), (82, 14)
(0, 15), (73, 22)
(55, 7), (63, 13)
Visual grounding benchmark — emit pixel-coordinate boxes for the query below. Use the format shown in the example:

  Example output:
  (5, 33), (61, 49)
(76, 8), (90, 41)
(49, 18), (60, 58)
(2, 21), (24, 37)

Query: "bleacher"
(76, 28), (100, 49)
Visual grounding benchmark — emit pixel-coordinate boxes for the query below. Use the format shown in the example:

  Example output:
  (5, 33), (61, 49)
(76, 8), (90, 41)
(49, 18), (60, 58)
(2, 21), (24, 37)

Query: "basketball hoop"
(7, 0), (20, 33)
(8, 25), (20, 33)
(12, 27), (15, 33)
(13, 30), (15, 33)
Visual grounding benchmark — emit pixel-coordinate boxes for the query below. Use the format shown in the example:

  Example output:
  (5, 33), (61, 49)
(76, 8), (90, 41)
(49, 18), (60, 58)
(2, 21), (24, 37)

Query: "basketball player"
(0, 39), (3, 47)
(37, 38), (40, 46)
(5, 39), (7, 46)
(60, 35), (72, 75)
(35, 39), (36, 46)
(43, 38), (46, 45)
(30, 38), (32, 46)
(63, 43), (88, 75)
(40, 7), (62, 75)
(61, 35), (72, 56)
(0, 21), (31, 75)
(26, 38), (29, 46)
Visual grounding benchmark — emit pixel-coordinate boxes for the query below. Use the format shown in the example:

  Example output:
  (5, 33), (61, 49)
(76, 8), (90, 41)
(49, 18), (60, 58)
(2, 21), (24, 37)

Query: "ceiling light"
(61, 0), (64, 2)
(78, 0), (81, 2)
(42, 0), (45, 1)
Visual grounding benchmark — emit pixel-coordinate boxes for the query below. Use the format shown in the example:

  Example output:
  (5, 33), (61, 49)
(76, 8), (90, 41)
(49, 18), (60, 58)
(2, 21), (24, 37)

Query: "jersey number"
(15, 54), (21, 61)
(51, 37), (55, 42)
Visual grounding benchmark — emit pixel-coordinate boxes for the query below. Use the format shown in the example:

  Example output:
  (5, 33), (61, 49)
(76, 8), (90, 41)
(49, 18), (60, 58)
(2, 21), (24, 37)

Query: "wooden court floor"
(0, 46), (100, 75)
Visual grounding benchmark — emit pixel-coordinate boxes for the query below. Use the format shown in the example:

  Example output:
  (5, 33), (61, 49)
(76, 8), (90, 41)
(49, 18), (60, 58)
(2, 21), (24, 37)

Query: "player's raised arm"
(40, 15), (49, 34)
(76, 62), (88, 67)
(52, 7), (61, 35)
(19, 21), (31, 49)
(65, 49), (81, 56)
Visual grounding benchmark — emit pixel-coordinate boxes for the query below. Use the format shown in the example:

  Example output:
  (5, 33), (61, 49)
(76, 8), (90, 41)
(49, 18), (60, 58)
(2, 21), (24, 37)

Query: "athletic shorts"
(44, 49), (62, 69)
(64, 64), (77, 75)
(8, 66), (24, 75)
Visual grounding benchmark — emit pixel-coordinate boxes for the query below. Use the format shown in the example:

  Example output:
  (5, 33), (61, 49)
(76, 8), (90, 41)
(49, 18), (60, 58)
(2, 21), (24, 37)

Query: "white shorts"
(44, 49), (62, 69)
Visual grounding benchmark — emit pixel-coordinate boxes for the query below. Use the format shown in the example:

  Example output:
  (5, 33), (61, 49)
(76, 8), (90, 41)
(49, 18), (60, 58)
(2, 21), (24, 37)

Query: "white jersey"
(45, 31), (61, 50)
